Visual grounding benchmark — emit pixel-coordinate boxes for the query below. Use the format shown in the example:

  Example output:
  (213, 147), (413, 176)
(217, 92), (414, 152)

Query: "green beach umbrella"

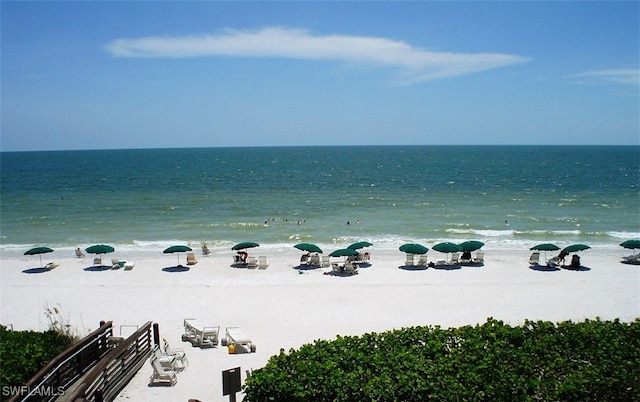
(399, 243), (428, 255)
(232, 241), (260, 251)
(164, 245), (192, 266)
(347, 241), (373, 250)
(561, 244), (591, 254)
(620, 240), (640, 250)
(432, 242), (461, 254)
(458, 241), (484, 252)
(294, 243), (323, 253)
(85, 244), (115, 255)
(329, 248), (359, 257)
(24, 246), (54, 268)
(530, 243), (560, 251)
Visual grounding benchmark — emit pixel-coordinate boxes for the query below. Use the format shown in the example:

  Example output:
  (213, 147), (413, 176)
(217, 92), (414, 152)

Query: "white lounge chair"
(473, 252), (484, 264)
(221, 327), (256, 354)
(93, 257), (102, 266)
(321, 255), (331, 267)
(162, 339), (188, 370)
(152, 344), (183, 372)
(529, 252), (540, 265)
(621, 253), (640, 264)
(182, 318), (219, 348)
(309, 254), (321, 267)
(149, 355), (177, 386)
(405, 253), (415, 266)
(416, 255), (428, 266)
(344, 262), (357, 275)
(246, 256), (258, 269)
(44, 262), (59, 270)
(186, 253), (198, 265)
(111, 258), (122, 269)
(258, 256), (269, 269)
(124, 261), (135, 270)
(450, 252), (460, 265)
(547, 256), (562, 268)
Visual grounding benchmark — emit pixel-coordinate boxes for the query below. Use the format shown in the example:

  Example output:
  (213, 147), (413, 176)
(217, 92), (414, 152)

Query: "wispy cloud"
(573, 69), (640, 86)
(104, 27), (528, 84)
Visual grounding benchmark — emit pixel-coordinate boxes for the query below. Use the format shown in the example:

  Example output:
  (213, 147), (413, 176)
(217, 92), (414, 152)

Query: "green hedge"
(0, 325), (75, 387)
(243, 318), (640, 401)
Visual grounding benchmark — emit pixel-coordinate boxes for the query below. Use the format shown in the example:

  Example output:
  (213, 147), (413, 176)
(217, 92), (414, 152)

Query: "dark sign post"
(222, 367), (242, 402)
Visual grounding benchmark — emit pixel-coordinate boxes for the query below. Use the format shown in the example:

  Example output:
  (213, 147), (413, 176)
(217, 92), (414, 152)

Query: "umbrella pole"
(40, 255), (43, 268)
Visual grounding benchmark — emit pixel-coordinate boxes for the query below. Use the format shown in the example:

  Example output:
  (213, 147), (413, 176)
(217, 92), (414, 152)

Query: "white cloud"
(104, 27), (528, 84)
(573, 69), (640, 86)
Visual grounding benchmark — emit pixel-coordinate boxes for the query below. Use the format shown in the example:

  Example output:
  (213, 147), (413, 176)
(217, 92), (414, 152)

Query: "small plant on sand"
(44, 303), (83, 343)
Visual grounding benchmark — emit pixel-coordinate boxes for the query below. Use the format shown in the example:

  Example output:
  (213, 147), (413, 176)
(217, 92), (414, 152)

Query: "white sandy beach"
(1, 246), (638, 401)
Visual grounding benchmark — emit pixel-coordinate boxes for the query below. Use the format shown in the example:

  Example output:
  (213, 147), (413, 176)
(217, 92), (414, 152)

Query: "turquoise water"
(1, 146), (638, 253)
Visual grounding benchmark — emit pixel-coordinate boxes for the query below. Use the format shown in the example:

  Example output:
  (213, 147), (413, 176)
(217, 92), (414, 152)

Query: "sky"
(1, 1), (639, 151)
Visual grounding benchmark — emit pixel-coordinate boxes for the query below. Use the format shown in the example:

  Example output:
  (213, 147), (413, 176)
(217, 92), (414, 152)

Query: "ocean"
(1, 146), (638, 256)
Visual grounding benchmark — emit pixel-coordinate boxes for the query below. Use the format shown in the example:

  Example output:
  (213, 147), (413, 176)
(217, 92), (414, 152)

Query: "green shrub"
(0, 305), (80, 388)
(243, 318), (640, 401)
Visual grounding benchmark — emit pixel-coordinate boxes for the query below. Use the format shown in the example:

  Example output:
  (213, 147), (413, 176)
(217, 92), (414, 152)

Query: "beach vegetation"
(0, 305), (80, 387)
(243, 318), (640, 401)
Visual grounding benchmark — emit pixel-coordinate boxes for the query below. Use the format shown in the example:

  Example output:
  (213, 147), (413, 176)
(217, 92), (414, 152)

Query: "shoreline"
(1, 247), (638, 401)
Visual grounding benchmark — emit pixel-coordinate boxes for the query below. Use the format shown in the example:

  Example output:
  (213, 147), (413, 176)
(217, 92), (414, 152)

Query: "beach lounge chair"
(547, 256), (562, 268)
(111, 258), (121, 269)
(450, 252), (460, 265)
(44, 262), (59, 270)
(186, 253), (198, 265)
(405, 253), (415, 266)
(162, 339), (188, 370)
(152, 344), (183, 372)
(529, 252), (540, 265)
(416, 255), (428, 267)
(182, 318), (220, 348)
(344, 262), (357, 275)
(246, 256), (258, 269)
(473, 252), (484, 264)
(621, 253), (640, 264)
(321, 255), (330, 267)
(258, 256), (269, 269)
(93, 257), (102, 266)
(149, 355), (177, 386)
(124, 261), (135, 270)
(221, 327), (256, 354)
(309, 254), (321, 267)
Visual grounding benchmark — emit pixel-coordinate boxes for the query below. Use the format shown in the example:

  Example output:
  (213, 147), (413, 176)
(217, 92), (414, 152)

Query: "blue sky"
(1, 1), (638, 151)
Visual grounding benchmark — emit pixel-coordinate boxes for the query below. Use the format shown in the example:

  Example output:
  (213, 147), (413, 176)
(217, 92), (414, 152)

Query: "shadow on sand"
(398, 265), (428, 271)
(84, 265), (112, 272)
(561, 265), (591, 272)
(162, 265), (190, 273)
(23, 267), (52, 274)
(529, 264), (560, 272)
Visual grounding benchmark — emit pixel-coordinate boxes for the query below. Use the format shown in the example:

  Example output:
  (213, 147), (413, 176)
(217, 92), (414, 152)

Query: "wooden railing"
(66, 321), (153, 402)
(9, 322), (114, 402)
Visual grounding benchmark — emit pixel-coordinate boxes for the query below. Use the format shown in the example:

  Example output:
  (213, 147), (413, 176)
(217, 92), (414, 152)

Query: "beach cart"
(220, 327), (256, 354)
(181, 318), (220, 348)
